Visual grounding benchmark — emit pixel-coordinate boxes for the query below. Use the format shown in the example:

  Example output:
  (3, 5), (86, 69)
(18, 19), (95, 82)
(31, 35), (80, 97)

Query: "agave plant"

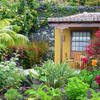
(0, 19), (29, 47)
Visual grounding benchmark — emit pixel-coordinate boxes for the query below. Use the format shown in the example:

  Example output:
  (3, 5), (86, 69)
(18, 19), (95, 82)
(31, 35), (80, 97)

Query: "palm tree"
(0, 19), (29, 48)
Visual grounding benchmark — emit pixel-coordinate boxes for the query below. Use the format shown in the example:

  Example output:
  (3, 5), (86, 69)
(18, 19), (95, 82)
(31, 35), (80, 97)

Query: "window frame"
(71, 30), (92, 52)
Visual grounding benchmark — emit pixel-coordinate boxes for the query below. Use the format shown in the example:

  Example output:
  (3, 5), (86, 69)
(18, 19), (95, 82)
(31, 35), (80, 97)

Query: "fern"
(0, 19), (29, 47)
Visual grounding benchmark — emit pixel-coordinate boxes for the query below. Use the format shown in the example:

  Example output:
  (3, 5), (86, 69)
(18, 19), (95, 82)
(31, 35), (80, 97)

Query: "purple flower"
(64, 11), (66, 13)
(24, 1), (27, 4)
(66, 7), (69, 11)
(78, 6), (84, 10)
(98, 6), (100, 9)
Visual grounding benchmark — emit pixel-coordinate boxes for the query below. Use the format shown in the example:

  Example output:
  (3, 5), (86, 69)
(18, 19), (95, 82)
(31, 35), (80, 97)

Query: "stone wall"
(30, 24), (55, 60)
(30, 24), (55, 47)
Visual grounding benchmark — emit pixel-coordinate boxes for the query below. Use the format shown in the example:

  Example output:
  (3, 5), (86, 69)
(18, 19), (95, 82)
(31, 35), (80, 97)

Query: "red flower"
(90, 68), (94, 71)
(9, 86), (11, 88)
(95, 75), (100, 85)
(13, 86), (15, 89)
(80, 65), (84, 69)
(82, 57), (88, 64)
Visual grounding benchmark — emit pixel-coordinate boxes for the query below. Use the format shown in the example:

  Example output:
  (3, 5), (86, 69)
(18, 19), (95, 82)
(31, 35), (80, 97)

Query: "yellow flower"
(32, 10), (37, 14)
(50, 14), (53, 17)
(92, 59), (97, 66)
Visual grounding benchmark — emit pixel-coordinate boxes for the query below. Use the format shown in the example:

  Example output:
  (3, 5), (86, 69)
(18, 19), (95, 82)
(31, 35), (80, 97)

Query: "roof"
(48, 12), (100, 23)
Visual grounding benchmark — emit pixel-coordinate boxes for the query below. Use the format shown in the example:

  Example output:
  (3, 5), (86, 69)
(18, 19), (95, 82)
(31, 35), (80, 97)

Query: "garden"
(0, 0), (100, 100)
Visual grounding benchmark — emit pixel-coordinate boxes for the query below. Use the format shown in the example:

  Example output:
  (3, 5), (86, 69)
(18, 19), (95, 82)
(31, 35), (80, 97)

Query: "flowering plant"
(95, 75), (100, 85)
(80, 28), (100, 70)
(86, 28), (100, 59)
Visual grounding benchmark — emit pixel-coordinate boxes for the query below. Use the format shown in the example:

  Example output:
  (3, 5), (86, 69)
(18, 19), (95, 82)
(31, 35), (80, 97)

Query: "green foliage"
(78, 69), (100, 87)
(0, 55), (23, 91)
(64, 77), (89, 100)
(0, 44), (7, 58)
(35, 60), (76, 88)
(0, 19), (29, 48)
(24, 84), (62, 100)
(0, 0), (99, 35)
(91, 81), (99, 89)
(78, 69), (96, 86)
(4, 88), (23, 100)
(89, 89), (100, 100)
(20, 40), (49, 69)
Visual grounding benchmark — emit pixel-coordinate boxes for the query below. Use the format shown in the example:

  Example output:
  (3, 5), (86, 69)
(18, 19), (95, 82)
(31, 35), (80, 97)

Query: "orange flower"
(92, 59), (98, 66)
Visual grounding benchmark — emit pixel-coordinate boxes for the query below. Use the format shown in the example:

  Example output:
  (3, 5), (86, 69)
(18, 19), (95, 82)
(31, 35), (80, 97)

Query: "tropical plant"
(0, 19), (29, 47)
(64, 77), (89, 100)
(4, 88), (23, 100)
(34, 60), (76, 88)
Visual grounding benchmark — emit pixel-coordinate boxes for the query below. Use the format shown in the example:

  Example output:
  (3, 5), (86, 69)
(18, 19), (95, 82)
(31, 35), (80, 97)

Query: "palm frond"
(14, 34), (29, 47)
(0, 33), (15, 47)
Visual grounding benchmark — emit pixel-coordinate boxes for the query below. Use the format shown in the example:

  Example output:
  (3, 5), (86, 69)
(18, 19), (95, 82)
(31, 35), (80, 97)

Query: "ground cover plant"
(4, 88), (23, 100)
(24, 84), (62, 100)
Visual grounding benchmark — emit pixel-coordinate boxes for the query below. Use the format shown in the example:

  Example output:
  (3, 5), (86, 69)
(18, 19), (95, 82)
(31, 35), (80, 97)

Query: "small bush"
(91, 81), (99, 89)
(20, 40), (49, 69)
(4, 88), (23, 100)
(64, 77), (89, 100)
(0, 55), (23, 90)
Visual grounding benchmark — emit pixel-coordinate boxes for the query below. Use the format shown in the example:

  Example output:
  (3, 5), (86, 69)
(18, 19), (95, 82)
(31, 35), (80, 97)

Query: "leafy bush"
(19, 40), (49, 69)
(34, 60), (76, 88)
(4, 88), (23, 100)
(24, 84), (62, 100)
(78, 69), (95, 86)
(91, 81), (99, 89)
(0, 55), (23, 91)
(64, 77), (89, 100)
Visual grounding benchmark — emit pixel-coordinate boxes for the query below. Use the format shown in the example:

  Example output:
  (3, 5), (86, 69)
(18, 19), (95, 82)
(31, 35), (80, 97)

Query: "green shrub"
(4, 88), (23, 100)
(24, 84), (62, 100)
(34, 60), (76, 88)
(91, 81), (99, 89)
(64, 77), (89, 100)
(78, 69), (96, 86)
(19, 40), (49, 69)
(0, 55), (23, 91)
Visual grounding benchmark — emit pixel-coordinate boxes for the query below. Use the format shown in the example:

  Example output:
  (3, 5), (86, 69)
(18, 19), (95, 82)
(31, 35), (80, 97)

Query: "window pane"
(72, 31), (91, 51)
(72, 42), (76, 46)
(76, 42), (79, 46)
(72, 37), (76, 41)
(79, 42), (84, 46)
(76, 32), (80, 37)
(72, 32), (76, 37)
(76, 47), (79, 51)
(72, 47), (76, 51)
